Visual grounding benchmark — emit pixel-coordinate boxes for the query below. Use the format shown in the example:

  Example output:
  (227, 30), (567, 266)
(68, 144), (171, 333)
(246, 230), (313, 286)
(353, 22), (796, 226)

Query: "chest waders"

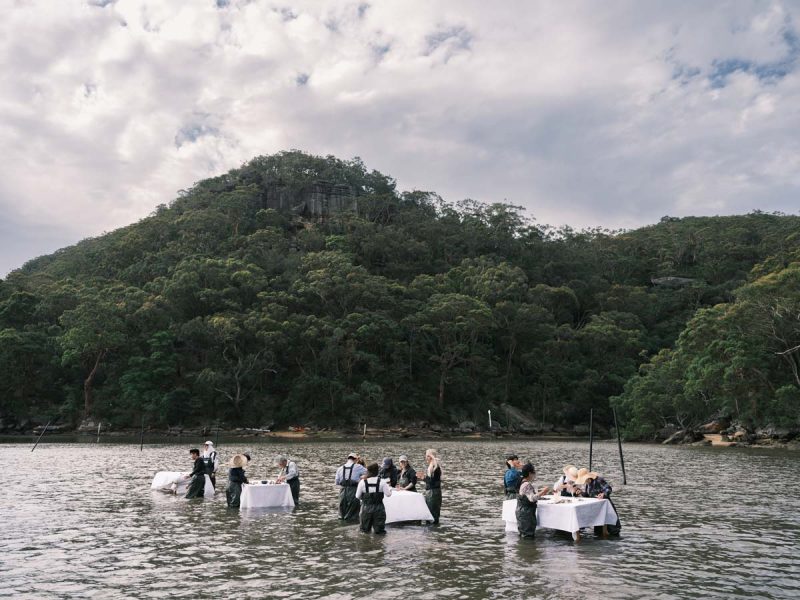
(339, 464), (360, 521)
(423, 472), (441, 524)
(515, 494), (537, 538)
(359, 479), (386, 534)
(398, 469), (415, 492)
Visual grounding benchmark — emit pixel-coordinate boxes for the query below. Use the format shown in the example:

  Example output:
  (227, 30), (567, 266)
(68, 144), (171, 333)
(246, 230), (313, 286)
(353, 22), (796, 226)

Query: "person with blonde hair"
(421, 449), (442, 524)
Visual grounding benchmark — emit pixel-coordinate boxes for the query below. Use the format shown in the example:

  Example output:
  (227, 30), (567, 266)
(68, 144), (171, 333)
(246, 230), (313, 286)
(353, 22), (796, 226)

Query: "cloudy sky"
(2, 0), (799, 276)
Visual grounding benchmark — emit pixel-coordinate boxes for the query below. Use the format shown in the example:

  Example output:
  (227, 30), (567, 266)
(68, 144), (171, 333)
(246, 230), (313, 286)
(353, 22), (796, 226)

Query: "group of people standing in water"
(334, 449), (441, 534)
(503, 453), (622, 538)
(182, 445), (442, 535)
(182, 445), (619, 540)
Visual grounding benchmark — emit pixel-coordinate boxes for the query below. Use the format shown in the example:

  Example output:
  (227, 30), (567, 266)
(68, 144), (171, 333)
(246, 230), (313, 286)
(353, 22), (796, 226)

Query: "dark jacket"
(424, 466), (441, 489)
(189, 457), (205, 478)
(397, 466), (418, 491)
(228, 467), (248, 484)
(378, 464), (399, 488)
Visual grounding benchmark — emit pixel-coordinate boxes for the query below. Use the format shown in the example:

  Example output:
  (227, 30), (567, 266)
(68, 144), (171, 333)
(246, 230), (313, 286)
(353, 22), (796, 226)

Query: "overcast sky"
(2, 1), (799, 276)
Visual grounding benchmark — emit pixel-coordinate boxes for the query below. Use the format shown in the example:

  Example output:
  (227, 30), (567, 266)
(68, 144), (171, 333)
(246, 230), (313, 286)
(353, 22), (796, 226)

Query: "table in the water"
(2, 440), (799, 599)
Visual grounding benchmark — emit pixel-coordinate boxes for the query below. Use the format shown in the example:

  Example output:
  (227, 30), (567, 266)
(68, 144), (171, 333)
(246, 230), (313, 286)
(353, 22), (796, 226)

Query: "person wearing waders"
(395, 455), (417, 491)
(276, 455), (300, 505)
(202, 440), (220, 489)
(422, 449), (442, 524)
(355, 462), (393, 534)
(503, 453), (523, 499)
(575, 469), (621, 536)
(226, 454), (249, 508)
(185, 448), (206, 499)
(516, 463), (549, 538)
(335, 452), (367, 520)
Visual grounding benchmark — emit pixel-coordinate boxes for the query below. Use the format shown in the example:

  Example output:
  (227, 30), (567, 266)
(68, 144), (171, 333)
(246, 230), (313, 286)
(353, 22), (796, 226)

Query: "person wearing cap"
(378, 457), (399, 488)
(185, 448), (206, 499)
(276, 455), (300, 505)
(554, 464), (580, 497)
(226, 454), (249, 508)
(575, 469), (621, 536)
(202, 441), (220, 489)
(504, 454), (523, 499)
(396, 455), (417, 491)
(516, 462), (549, 538)
(335, 452), (367, 520)
(355, 462), (393, 534)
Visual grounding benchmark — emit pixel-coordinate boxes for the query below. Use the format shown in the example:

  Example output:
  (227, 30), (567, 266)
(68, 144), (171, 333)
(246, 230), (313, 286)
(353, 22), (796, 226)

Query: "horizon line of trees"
(1, 151), (798, 437)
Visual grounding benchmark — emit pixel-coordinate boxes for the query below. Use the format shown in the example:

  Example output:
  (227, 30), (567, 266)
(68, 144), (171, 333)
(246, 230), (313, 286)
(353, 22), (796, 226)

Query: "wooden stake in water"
(362, 423), (367, 441)
(588, 408), (594, 471)
(31, 419), (52, 452)
(613, 407), (627, 484)
(139, 416), (145, 452)
(488, 410), (492, 430)
(96, 422), (101, 443)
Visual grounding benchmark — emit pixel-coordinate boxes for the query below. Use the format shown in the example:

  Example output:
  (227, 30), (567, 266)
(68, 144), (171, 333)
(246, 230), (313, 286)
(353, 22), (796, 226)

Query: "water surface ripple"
(2, 441), (798, 599)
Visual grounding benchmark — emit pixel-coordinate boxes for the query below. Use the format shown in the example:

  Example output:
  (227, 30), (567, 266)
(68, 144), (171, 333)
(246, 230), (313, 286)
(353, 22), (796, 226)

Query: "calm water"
(1, 440), (799, 599)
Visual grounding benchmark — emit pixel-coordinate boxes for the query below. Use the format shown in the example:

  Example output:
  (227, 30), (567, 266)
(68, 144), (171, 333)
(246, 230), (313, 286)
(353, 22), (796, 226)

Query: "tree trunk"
(438, 367), (446, 409)
(504, 337), (517, 405)
(84, 349), (106, 417)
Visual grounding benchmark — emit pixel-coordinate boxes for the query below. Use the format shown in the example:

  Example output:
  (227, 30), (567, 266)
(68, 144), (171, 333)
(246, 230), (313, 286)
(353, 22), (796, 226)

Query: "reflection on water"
(2, 440), (799, 599)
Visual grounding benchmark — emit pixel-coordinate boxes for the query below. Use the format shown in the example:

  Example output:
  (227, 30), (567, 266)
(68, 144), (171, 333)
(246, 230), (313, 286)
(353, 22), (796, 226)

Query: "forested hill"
(1, 151), (799, 437)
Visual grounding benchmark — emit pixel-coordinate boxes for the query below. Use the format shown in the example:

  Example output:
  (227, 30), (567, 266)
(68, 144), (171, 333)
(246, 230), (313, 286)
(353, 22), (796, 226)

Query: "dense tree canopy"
(1, 150), (798, 435)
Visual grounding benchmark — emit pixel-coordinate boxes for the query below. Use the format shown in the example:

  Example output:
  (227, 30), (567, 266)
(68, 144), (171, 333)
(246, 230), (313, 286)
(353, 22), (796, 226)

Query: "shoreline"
(2, 427), (798, 448)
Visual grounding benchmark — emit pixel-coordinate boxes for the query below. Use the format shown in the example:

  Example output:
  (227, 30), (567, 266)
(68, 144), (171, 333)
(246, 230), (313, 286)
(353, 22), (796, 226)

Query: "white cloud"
(1, 0), (800, 275)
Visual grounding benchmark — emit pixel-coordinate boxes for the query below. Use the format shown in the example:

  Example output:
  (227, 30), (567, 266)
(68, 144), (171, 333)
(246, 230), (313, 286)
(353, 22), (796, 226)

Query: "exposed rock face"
(262, 181), (357, 217)
(700, 417), (730, 433)
(662, 429), (705, 445)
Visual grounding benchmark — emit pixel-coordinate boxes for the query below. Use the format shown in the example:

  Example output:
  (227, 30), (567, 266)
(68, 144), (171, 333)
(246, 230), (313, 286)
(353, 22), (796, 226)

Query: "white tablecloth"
(151, 471), (214, 498)
(384, 490), (434, 524)
(502, 496), (618, 536)
(240, 483), (295, 509)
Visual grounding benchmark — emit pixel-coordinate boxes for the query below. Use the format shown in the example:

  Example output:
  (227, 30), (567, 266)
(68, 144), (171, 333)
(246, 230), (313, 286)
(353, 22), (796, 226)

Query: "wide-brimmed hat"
(563, 465), (578, 479)
(347, 452), (358, 460)
(399, 455), (408, 462)
(575, 471), (599, 485)
(229, 454), (247, 468)
(204, 440), (214, 446)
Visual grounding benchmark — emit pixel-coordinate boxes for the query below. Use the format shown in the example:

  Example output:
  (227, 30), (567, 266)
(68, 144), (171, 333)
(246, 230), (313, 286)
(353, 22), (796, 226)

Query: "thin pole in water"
(488, 410), (492, 430)
(588, 408), (594, 472)
(139, 416), (145, 452)
(215, 426), (219, 447)
(362, 423), (367, 442)
(31, 419), (52, 452)
(96, 422), (101, 443)
(613, 407), (627, 484)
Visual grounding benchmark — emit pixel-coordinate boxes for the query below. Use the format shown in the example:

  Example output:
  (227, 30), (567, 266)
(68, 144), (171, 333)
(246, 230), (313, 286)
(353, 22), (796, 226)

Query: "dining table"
(502, 495), (618, 541)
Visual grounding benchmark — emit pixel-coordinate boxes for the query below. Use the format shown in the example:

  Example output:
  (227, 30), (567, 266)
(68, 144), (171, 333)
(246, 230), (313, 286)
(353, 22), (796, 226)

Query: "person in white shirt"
(553, 464), (579, 497)
(202, 441), (220, 489)
(355, 462), (393, 534)
(276, 455), (300, 505)
(336, 452), (367, 520)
